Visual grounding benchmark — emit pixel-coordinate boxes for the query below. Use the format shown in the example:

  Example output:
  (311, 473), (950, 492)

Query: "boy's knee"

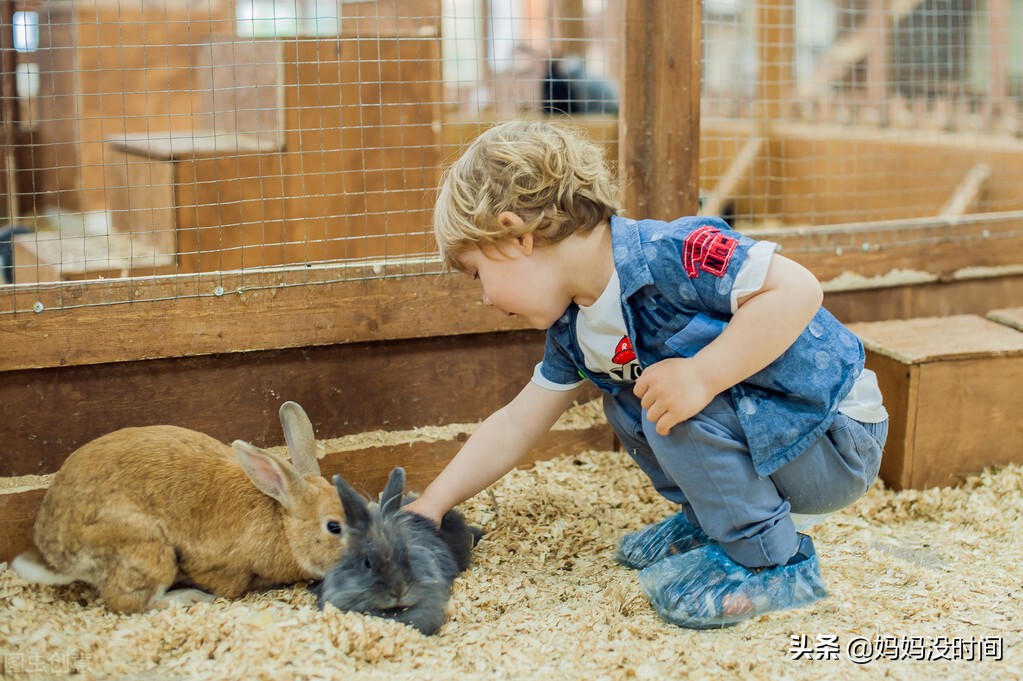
(775, 417), (885, 515)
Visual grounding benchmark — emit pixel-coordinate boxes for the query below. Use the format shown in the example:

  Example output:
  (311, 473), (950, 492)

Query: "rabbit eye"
(326, 520), (342, 535)
(363, 556), (373, 570)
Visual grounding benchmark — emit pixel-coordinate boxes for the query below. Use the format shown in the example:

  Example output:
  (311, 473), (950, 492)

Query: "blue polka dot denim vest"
(538, 215), (864, 476)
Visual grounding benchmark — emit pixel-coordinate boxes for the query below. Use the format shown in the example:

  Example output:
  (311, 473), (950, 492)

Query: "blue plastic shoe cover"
(615, 510), (710, 570)
(637, 533), (828, 629)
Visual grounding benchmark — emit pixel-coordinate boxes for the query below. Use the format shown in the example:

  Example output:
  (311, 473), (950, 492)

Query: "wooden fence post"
(619, 0), (701, 220)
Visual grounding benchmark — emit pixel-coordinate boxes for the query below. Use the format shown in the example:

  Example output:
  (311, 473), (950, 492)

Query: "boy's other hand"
(634, 358), (718, 435)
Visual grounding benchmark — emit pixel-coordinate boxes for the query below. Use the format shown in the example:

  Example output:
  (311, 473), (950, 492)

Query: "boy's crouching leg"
(637, 534), (827, 629)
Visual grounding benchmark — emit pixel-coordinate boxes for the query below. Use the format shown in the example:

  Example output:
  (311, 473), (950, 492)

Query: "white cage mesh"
(0, 0), (1019, 315)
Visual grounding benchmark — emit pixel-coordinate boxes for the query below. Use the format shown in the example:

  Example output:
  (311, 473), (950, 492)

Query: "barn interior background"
(0, 0), (1021, 564)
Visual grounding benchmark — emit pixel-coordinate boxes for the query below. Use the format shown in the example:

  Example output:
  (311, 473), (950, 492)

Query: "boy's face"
(456, 238), (572, 330)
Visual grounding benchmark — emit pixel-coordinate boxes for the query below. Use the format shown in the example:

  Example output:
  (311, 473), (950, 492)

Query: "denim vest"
(539, 215), (864, 477)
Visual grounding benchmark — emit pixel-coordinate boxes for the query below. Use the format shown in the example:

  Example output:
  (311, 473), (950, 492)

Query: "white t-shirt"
(531, 243), (888, 423)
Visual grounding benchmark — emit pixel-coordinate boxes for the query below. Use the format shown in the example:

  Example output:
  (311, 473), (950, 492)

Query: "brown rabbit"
(11, 401), (345, 614)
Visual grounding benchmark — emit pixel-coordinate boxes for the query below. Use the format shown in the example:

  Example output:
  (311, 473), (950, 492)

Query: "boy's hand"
(401, 496), (442, 527)
(634, 358), (719, 435)
(634, 254), (824, 437)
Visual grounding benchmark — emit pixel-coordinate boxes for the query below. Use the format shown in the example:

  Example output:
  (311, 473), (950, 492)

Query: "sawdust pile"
(1, 449), (1020, 680)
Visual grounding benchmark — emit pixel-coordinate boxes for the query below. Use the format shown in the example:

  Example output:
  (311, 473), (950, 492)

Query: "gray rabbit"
(314, 467), (483, 635)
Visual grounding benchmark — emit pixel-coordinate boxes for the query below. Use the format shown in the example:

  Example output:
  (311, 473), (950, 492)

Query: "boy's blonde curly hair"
(434, 119), (622, 270)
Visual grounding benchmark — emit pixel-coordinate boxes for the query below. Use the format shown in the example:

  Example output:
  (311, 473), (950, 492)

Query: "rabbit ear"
(332, 474), (370, 530)
(233, 440), (310, 514)
(379, 467), (406, 516)
(279, 401), (320, 477)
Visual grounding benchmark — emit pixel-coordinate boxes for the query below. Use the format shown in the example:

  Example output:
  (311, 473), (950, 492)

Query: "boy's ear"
(516, 232), (534, 255)
(497, 211), (523, 230)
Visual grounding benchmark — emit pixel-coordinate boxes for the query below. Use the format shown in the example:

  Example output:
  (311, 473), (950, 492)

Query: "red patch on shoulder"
(682, 226), (738, 278)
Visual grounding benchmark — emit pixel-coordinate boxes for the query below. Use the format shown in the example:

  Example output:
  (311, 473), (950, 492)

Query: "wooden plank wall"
(0, 321), (613, 563)
(0, 327), (598, 477)
(775, 128), (1023, 224)
(755, 213), (1023, 282)
(824, 274), (1023, 323)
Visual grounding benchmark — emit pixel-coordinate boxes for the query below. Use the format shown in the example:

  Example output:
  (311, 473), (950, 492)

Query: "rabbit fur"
(11, 402), (345, 614)
(314, 467), (483, 635)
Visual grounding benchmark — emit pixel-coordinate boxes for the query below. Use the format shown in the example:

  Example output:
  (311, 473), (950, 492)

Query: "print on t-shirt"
(609, 335), (642, 382)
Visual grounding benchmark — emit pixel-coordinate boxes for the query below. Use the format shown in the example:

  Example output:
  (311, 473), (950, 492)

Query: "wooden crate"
(847, 315), (1023, 490)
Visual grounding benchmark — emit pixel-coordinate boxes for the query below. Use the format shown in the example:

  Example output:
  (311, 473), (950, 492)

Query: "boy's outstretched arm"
(635, 253), (824, 436)
(404, 381), (586, 524)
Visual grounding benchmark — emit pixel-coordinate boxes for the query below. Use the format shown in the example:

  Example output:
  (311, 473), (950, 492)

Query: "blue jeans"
(604, 390), (887, 568)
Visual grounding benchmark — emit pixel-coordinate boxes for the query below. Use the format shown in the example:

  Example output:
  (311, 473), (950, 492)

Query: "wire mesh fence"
(701, 0), (1023, 233)
(0, 0), (1020, 317)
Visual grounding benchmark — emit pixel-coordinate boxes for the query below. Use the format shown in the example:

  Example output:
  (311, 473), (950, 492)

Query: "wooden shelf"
(107, 131), (281, 160)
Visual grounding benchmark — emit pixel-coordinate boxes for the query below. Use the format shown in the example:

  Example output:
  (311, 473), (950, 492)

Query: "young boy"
(404, 120), (888, 629)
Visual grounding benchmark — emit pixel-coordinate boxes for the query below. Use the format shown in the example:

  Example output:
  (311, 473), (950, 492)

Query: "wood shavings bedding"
(1, 450), (1020, 680)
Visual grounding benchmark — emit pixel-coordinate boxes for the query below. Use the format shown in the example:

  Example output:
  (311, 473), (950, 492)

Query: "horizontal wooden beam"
(705, 116), (1023, 156)
(824, 273), (1023, 324)
(759, 210), (1023, 284)
(5, 209), (1023, 373)
(0, 261), (530, 372)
